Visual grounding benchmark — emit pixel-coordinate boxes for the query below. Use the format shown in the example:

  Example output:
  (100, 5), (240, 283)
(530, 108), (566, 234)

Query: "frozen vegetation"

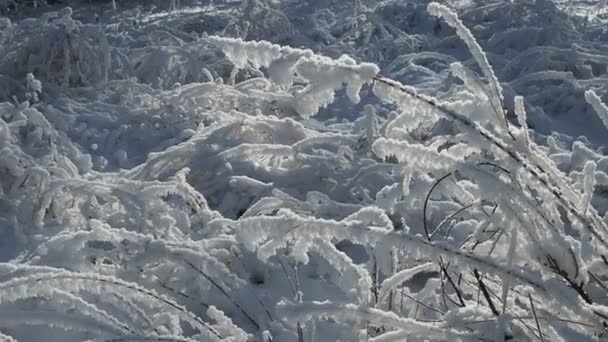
(1, 0), (608, 340)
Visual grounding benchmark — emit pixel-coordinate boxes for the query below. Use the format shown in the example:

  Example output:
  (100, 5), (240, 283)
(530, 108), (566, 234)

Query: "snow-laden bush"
(0, 6), (110, 87)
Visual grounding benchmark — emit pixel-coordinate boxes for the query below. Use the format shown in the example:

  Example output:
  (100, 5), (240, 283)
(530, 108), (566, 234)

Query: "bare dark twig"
(424, 172), (453, 241)
(184, 260), (260, 330)
(528, 293), (545, 342)
(473, 268), (499, 316)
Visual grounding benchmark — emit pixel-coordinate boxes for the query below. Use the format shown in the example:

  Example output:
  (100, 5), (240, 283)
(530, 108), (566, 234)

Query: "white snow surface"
(1, 0), (608, 341)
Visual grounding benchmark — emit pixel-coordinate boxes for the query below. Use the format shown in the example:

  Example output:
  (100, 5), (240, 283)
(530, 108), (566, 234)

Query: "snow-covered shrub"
(0, 6), (110, 87)
(227, 0), (293, 41)
(126, 37), (232, 89)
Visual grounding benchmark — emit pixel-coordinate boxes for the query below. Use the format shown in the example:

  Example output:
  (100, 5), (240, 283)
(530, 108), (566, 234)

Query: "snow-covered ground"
(1, 0), (608, 341)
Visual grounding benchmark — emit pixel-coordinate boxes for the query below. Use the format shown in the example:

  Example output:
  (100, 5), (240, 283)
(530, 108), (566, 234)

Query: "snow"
(1, 0), (608, 341)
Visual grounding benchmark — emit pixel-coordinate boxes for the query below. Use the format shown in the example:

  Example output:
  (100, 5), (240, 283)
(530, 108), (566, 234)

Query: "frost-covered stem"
(239, 0), (256, 39)
(294, 263), (303, 302)
(0, 309), (121, 337)
(379, 262), (435, 307)
(278, 257), (304, 341)
(387, 248), (397, 312)
(514, 96), (530, 151)
(581, 161), (596, 214)
(294, 263), (305, 342)
(229, 67), (238, 86)
(279, 300), (467, 340)
(585, 89), (608, 130)
(495, 228), (517, 342)
(372, 254), (379, 304)
(365, 105), (377, 147)
(279, 257), (297, 296)
(427, 2), (512, 138)
(112, 0), (116, 10)
(0, 272), (222, 338)
(63, 35), (71, 87)
(501, 228), (517, 314)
